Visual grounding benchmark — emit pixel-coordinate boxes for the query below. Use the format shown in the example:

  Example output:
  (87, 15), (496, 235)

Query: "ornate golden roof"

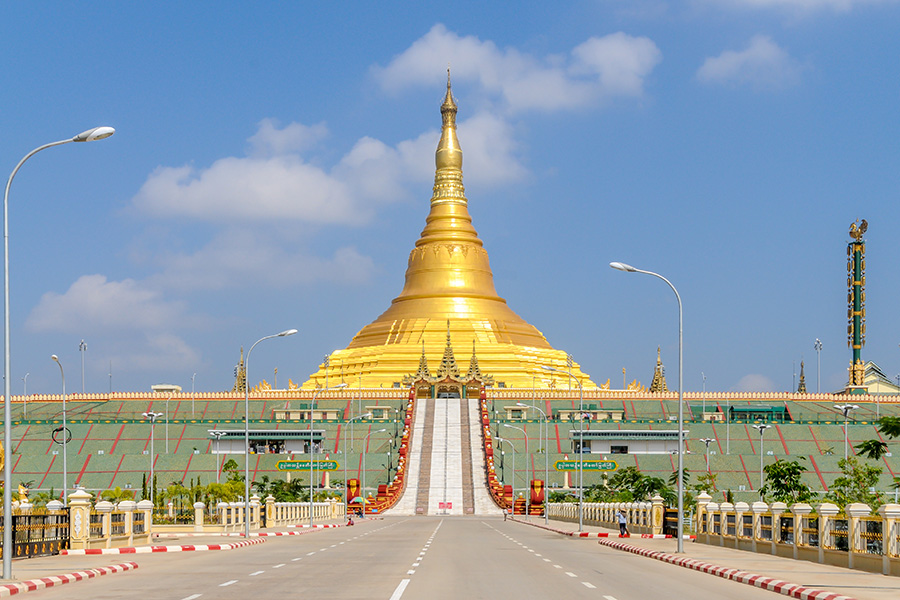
(304, 73), (595, 389)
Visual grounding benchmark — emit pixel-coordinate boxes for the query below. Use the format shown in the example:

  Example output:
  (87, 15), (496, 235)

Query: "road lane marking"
(273, 564), (285, 568)
(543, 558), (551, 562)
(249, 571), (264, 576)
(307, 552), (316, 555)
(603, 596), (618, 600)
(553, 565), (561, 569)
(292, 557), (302, 561)
(181, 595), (202, 600)
(566, 572), (577, 578)
(219, 580), (238, 587)
(407, 570), (416, 575)
(389, 579), (410, 600)
(582, 582), (596, 589)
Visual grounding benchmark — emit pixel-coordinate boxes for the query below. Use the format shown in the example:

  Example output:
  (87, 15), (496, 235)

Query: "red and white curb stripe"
(62, 538), (265, 555)
(597, 539), (859, 600)
(511, 518), (694, 539)
(0, 562), (137, 597)
(285, 524), (342, 528)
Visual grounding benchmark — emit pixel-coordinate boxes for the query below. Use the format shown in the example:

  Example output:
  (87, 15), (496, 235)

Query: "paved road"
(22, 518), (780, 599)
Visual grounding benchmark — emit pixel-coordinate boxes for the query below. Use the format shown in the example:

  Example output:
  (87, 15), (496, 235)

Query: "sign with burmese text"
(553, 460), (617, 472)
(276, 460), (339, 471)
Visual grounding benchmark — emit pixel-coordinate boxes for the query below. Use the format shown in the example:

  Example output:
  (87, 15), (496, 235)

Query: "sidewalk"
(513, 517), (900, 600)
(0, 517), (355, 595)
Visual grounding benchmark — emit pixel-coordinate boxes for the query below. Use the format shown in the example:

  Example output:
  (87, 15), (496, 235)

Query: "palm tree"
(855, 439), (889, 461)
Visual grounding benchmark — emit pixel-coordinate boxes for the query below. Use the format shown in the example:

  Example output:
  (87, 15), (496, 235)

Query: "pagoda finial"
(649, 346), (668, 393)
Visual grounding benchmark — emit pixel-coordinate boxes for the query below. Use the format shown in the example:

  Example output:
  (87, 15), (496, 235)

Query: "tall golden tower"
(304, 74), (595, 390)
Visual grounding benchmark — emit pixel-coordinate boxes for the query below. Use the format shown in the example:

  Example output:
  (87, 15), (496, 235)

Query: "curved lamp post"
(142, 411), (164, 507)
(610, 261), (684, 552)
(4, 126), (115, 579)
(517, 402), (549, 524)
(361, 428), (387, 515)
(502, 423), (530, 518)
(50, 355), (67, 502)
(834, 403), (859, 461)
(699, 437), (714, 472)
(752, 424), (772, 493)
(244, 329), (297, 538)
(343, 413), (372, 514)
(309, 382), (347, 526)
(541, 364), (584, 532)
(495, 437), (515, 510)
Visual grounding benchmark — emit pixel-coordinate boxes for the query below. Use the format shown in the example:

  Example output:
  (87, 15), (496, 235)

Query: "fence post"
(790, 503), (812, 560)
(877, 503), (900, 575)
(750, 501), (768, 553)
(695, 492), (711, 537)
(770, 501), (787, 549)
(250, 495), (261, 530)
(816, 502), (839, 565)
(193, 502), (206, 532)
(651, 495), (665, 536)
(67, 488), (93, 550)
(846, 502), (871, 570)
(118, 501), (136, 546)
(95, 500), (114, 548)
(266, 495), (276, 527)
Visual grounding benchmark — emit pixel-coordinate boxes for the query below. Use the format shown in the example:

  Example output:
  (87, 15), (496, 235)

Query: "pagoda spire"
(649, 346), (668, 393)
(797, 360), (807, 393)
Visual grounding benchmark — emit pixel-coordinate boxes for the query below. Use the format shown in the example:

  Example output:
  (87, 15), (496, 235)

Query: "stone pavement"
(512, 516), (900, 600)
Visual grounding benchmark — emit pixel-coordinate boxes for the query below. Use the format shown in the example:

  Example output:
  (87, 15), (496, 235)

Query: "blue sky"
(1, 1), (899, 395)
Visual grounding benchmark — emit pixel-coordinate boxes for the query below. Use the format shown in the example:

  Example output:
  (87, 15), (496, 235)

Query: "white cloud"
(372, 24), (661, 112)
(697, 35), (802, 88)
(26, 274), (190, 333)
(148, 229), (376, 292)
(248, 118), (329, 157)
(730, 374), (778, 392)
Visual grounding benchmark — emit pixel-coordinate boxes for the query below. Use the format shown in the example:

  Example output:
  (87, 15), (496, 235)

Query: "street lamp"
(191, 372), (197, 418)
(343, 413), (372, 514)
(752, 424), (771, 493)
(834, 404), (859, 461)
(701, 372), (706, 417)
(211, 430), (227, 484)
(495, 437), (515, 509)
(50, 355), (68, 502)
(79, 339), (87, 394)
(309, 382), (348, 526)
(699, 438), (714, 472)
(541, 364), (584, 531)
(814, 339), (822, 394)
(503, 423), (529, 518)
(361, 428), (387, 515)
(516, 402), (549, 524)
(3, 125), (114, 579)
(610, 261), (685, 552)
(244, 329), (298, 538)
(142, 411), (164, 507)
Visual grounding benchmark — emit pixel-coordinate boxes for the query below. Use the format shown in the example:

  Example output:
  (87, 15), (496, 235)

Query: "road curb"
(510, 518), (693, 539)
(62, 538), (265, 555)
(596, 539), (859, 600)
(0, 562), (138, 597)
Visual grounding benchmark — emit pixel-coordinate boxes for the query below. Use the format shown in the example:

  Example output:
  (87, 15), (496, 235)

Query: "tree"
(693, 471), (718, 493)
(760, 458), (814, 504)
(877, 416), (900, 438)
(826, 457), (882, 509)
(855, 439), (889, 461)
(101, 487), (135, 502)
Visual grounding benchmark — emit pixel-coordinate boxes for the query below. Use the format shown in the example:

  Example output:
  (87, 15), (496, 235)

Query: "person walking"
(616, 509), (629, 536)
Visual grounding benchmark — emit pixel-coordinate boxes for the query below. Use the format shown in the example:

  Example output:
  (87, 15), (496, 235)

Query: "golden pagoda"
(304, 73), (595, 393)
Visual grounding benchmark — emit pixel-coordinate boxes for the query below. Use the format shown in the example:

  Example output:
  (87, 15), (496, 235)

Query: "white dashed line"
(307, 552), (316, 556)
(566, 572), (577, 578)
(182, 595), (202, 600)
(407, 569), (416, 575)
(553, 565), (561, 569)
(582, 582), (596, 589)
(292, 557), (302, 562)
(273, 563), (285, 568)
(219, 580), (238, 587)
(543, 558), (551, 562)
(603, 596), (618, 600)
(389, 579), (411, 600)
(249, 571), (264, 576)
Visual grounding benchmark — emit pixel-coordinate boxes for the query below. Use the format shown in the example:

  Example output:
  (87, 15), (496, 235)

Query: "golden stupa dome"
(304, 73), (594, 390)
